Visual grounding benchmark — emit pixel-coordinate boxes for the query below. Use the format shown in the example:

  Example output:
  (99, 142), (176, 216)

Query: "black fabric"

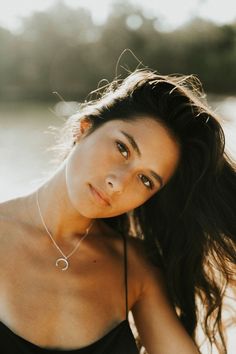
(0, 235), (139, 353)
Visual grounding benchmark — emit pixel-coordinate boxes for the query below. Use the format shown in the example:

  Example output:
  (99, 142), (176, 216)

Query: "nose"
(105, 171), (130, 193)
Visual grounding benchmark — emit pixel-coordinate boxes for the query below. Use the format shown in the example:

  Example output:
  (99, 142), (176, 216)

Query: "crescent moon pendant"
(56, 258), (69, 271)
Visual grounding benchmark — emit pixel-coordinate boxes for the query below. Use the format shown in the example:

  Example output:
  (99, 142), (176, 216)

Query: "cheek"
(118, 184), (152, 210)
(82, 139), (116, 170)
(66, 144), (97, 181)
(64, 151), (87, 205)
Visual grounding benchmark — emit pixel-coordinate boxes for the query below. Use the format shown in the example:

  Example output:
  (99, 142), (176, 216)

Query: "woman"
(0, 69), (235, 354)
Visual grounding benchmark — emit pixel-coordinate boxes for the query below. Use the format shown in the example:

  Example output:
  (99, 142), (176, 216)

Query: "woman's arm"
(131, 248), (200, 354)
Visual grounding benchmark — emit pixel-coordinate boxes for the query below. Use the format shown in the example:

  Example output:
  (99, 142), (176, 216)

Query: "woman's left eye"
(116, 141), (129, 159)
(138, 174), (154, 190)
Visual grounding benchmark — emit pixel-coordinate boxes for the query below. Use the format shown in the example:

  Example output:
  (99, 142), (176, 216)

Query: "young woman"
(0, 69), (235, 354)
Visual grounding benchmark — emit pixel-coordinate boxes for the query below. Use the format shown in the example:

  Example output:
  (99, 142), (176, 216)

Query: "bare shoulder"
(99, 226), (163, 306)
(127, 236), (163, 276)
(0, 197), (27, 239)
(0, 200), (13, 230)
(0, 197), (17, 216)
(125, 236), (165, 304)
(128, 238), (199, 353)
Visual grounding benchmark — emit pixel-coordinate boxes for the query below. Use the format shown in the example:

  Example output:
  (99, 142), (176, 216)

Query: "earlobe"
(80, 117), (92, 134)
(72, 117), (92, 143)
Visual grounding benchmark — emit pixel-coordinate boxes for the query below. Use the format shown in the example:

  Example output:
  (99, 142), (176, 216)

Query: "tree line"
(0, 0), (236, 101)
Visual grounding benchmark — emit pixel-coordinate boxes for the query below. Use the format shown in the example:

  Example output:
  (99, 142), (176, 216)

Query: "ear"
(80, 117), (92, 134)
(73, 117), (92, 142)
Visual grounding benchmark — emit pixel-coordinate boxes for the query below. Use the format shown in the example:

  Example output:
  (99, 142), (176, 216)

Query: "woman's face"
(65, 117), (180, 218)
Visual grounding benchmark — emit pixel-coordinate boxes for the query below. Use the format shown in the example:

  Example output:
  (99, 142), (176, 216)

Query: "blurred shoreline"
(0, 97), (236, 202)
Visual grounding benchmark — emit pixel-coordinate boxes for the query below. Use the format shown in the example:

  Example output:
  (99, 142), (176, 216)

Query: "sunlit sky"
(0, 0), (236, 32)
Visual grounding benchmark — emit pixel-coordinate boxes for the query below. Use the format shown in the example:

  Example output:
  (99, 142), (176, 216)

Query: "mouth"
(89, 184), (111, 206)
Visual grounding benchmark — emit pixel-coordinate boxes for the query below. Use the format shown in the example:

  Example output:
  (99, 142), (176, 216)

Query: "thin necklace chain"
(36, 189), (93, 267)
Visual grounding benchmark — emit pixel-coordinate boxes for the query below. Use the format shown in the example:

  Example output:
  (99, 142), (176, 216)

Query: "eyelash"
(138, 174), (154, 190)
(116, 141), (130, 159)
(116, 141), (154, 190)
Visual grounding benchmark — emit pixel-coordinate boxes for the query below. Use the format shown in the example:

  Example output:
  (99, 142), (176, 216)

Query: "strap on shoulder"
(122, 234), (129, 320)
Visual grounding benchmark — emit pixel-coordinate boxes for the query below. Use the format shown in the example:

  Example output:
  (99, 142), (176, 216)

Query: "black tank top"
(0, 235), (139, 353)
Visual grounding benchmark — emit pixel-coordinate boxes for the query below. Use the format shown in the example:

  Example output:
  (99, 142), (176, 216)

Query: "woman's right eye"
(116, 141), (130, 159)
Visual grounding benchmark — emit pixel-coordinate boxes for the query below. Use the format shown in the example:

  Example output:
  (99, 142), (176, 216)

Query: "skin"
(66, 117), (179, 218)
(0, 117), (199, 353)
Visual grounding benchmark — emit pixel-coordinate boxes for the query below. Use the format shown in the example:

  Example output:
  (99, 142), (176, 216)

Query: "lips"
(89, 184), (111, 206)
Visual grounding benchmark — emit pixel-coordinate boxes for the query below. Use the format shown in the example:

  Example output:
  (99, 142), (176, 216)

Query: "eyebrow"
(120, 130), (164, 188)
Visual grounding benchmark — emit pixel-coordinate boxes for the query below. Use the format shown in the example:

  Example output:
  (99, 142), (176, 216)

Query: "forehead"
(96, 117), (167, 136)
(95, 117), (177, 151)
(95, 117), (180, 184)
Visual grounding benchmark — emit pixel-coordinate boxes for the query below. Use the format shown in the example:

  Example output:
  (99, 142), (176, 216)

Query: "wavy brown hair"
(57, 69), (236, 353)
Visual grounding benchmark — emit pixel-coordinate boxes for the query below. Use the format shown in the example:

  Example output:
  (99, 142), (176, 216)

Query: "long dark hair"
(58, 69), (236, 353)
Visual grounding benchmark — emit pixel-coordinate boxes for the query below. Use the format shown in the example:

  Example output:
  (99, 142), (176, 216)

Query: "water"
(210, 96), (236, 157)
(1, 98), (235, 201)
(0, 99), (235, 352)
(0, 102), (64, 200)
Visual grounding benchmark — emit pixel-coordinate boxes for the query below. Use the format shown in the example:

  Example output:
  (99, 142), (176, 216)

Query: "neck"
(25, 163), (96, 244)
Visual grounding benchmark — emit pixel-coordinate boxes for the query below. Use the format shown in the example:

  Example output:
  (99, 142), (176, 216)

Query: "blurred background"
(0, 0), (235, 352)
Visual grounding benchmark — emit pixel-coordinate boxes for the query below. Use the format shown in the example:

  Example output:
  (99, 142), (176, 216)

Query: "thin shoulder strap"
(122, 234), (129, 320)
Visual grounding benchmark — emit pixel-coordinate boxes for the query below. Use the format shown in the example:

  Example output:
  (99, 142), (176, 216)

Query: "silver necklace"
(36, 189), (93, 271)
